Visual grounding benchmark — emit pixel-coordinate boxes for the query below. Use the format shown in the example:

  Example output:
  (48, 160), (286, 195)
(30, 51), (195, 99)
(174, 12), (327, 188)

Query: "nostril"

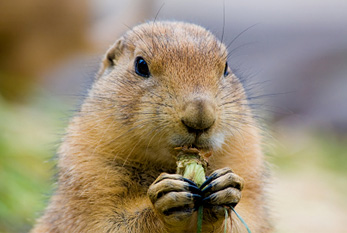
(181, 118), (214, 133)
(181, 119), (209, 135)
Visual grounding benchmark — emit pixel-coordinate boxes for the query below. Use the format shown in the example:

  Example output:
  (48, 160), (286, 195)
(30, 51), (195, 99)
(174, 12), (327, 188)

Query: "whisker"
(226, 24), (258, 50)
(227, 41), (258, 59)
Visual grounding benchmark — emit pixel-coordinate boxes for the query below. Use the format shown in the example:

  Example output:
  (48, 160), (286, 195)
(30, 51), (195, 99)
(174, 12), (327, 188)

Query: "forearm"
(109, 197), (166, 233)
(32, 196), (166, 233)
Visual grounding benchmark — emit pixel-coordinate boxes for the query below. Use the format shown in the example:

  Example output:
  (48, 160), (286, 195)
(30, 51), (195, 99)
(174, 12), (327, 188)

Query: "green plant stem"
(230, 206), (251, 233)
(197, 205), (204, 233)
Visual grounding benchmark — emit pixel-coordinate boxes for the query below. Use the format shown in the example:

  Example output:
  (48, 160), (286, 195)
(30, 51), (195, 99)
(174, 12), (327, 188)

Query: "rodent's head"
(84, 21), (251, 163)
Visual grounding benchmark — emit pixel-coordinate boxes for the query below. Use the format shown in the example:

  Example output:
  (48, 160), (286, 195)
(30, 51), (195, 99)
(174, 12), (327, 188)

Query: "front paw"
(148, 173), (202, 226)
(200, 168), (244, 220)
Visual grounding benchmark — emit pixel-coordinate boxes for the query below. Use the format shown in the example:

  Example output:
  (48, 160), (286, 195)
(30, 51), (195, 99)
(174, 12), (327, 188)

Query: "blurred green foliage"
(0, 94), (67, 233)
(271, 132), (347, 175)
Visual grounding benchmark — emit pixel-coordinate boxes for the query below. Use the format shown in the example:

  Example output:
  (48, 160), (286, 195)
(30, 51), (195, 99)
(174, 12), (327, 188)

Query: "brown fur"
(32, 21), (272, 233)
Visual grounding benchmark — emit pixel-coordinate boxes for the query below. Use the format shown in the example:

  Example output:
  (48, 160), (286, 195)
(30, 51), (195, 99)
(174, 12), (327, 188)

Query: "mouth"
(190, 137), (212, 150)
(180, 143), (208, 152)
(171, 133), (218, 151)
(169, 122), (225, 152)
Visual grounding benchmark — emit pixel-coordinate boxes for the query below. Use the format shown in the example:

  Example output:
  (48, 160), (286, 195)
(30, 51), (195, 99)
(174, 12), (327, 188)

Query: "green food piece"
(183, 163), (206, 187)
(176, 150), (207, 187)
(175, 147), (210, 233)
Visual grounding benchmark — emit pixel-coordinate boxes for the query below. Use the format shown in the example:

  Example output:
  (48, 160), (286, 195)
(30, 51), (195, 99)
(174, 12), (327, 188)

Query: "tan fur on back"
(32, 21), (272, 233)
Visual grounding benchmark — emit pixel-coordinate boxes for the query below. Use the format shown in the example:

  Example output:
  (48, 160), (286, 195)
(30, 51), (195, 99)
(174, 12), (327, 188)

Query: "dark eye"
(224, 62), (230, 77)
(134, 56), (150, 78)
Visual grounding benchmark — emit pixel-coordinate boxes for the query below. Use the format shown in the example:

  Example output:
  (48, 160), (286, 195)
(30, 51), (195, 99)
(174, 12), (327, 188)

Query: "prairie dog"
(32, 21), (272, 233)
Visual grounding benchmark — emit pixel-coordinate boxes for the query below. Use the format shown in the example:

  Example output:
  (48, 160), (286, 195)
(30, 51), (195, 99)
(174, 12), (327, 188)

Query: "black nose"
(181, 98), (216, 133)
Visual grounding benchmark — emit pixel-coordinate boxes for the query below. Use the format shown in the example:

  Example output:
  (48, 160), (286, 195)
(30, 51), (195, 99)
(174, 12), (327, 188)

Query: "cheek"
(210, 132), (225, 149)
(112, 87), (147, 124)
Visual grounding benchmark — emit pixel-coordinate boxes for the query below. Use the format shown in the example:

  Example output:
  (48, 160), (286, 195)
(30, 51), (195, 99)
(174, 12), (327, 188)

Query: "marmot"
(32, 21), (272, 233)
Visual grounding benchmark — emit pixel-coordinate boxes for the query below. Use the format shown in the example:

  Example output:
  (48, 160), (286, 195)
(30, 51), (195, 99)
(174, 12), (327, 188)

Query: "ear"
(97, 37), (125, 78)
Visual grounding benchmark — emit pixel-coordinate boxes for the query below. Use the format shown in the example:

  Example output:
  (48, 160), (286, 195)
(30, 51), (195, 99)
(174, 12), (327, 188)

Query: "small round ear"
(97, 37), (125, 78)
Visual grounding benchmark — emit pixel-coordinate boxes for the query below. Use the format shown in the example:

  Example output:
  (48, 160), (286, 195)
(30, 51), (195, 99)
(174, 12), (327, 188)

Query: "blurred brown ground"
(0, 0), (89, 101)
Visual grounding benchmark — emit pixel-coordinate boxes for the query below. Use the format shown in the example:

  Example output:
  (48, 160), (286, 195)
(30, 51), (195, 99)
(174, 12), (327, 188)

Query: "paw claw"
(187, 184), (202, 195)
(202, 194), (214, 203)
(201, 184), (213, 194)
(200, 176), (214, 190)
(182, 177), (198, 186)
(190, 193), (202, 200)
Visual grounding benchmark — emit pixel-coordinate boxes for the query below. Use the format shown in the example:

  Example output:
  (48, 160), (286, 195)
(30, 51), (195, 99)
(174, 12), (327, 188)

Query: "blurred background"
(0, 0), (346, 232)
